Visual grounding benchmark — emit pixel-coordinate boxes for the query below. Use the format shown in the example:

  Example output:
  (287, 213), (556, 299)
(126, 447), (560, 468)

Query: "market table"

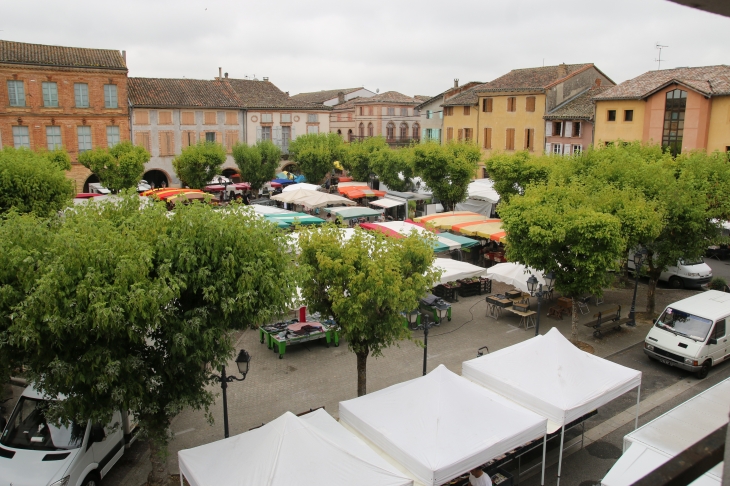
(259, 316), (339, 359)
(485, 294), (513, 320)
(505, 308), (536, 330)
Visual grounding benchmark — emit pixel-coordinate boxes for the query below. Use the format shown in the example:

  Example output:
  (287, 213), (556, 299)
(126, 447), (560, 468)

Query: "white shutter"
(291, 125), (296, 140)
(563, 144), (571, 156)
(273, 126), (282, 147)
(545, 121), (552, 137)
(557, 122), (563, 137)
(545, 143), (551, 154)
(256, 126), (262, 142)
(564, 121), (572, 137)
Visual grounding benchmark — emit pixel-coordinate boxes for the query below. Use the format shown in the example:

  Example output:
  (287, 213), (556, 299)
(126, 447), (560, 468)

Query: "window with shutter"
(181, 111), (195, 125)
(77, 126), (92, 152)
(507, 97), (516, 112)
(573, 122), (581, 137)
(463, 106), (470, 116)
(552, 144), (562, 155)
(464, 128), (472, 142)
(564, 121), (573, 138)
(572, 144), (582, 155)
(545, 143), (551, 154)
(526, 96), (535, 112)
(7, 81), (25, 107)
(159, 132), (174, 156)
(387, 107), (395, 116)
(256, 126), (262, 142)
(563, 143), (571, 156)
(135, 131), (151, 152)
(225, 112), (238, 125)
(482, 98), (493, 113)
(135, 110), (150, 125)
(226, 131), (239, 152)
(281, 113), (291, 123)
(106, 126), (120, 148)
(484, 128), (492, 149)
(307, 114), (319, 123)
(204, 111), (217, 124)
(413, 123), (420, 140)
(42, 82), (58, 107)
(553, 121), (563, 137)
(46, 126), (62, 150)
(545, 121), (552, 137)
(400, 108), (408, 116)
(74, 83), (89, 108)
(367, 123), (374, 137)
(181, 131), (195, 149)
(359, 107), (363, 116)
(524, 128), (535, 151)
(457, 129), (463, 141)
(446, 127), (453, 141)
(13, 126), (30, 148)
(104, 85), (118, 108)
(307, 125), (319, 134)
(506, 128), (515, 150)
(158, 111), (173, 125)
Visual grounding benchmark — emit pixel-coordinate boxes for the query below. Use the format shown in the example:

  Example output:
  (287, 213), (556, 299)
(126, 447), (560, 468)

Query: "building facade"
(593, 66), (730, 154)
(543, 86), (610, 156)
(417, 80), (483, 144)
(291, 87), (375, 107)
(0, 40), (129, 191)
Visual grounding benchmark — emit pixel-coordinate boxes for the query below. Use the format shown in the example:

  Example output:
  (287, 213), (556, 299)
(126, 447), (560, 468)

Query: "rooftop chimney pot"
(338, 91), (345, 104)
(224, 72), (228, 78)
(263, 76), (269, 82)
(454, 79), (459, 88)
(218, 67), (222, 79)
(122, 50), (126, 63)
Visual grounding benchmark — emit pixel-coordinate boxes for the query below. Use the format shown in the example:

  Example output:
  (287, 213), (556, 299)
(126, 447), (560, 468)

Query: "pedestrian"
(468, 468), (492, 486)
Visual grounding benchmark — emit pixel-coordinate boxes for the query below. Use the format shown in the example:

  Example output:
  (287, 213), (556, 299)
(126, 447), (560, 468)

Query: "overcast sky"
(3, 0), (729, 97)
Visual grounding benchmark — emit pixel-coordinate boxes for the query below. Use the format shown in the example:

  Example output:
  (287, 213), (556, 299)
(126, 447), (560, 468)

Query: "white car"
(628, 251), (712, 289)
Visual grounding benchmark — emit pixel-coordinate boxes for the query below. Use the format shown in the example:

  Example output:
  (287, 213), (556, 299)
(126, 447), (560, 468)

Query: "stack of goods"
(485, 294), (513, 308)
(434, 281), (460, 302)
(457, 277), (492, 297)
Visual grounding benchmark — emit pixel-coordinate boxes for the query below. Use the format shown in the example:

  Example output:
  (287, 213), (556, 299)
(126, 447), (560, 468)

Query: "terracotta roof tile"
(129, 78), (241, 108)
(0, 39), (126, 70)
(593, 65), (730, 100)
(414, 95), (432, 102)
(478, 64), (595, 93)
(442, 84), (487, 106)
(355, 91), (419, 104)
(544, 86), (612, 120)
(332, 97), (361, 111)
(291, 87), (363, 104)
(226, 78), (330, 110)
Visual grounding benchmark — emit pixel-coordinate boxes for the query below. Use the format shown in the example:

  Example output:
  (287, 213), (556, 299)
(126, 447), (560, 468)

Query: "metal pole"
(535, 287), (542, 337)
(541, 433), (547, 486)
(556, 424), (565, 486)
(422, 323), (429, 376)
(221, 366), (230, 438)
(629, 262), (640, 327)
(635, 384), (641, 430)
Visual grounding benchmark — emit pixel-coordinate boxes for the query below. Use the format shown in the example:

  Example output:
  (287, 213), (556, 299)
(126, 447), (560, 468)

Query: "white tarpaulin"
(370, 198), (406, 209)
(271, 188), (356, 208)
(282, 183), (321, 192)
(455, 198), (493, 218)
(433, 258), (487, 285)
(178, 409), (413, 486)
(462, 328), (642, 429)
(602, 377), (729, 485)
(467, 179), (500, 204)
(485, 262), (548, 293)
(339, 364), (547, 486)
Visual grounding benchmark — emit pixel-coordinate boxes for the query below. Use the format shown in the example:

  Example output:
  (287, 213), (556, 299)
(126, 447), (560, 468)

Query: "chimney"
(224, 72), (228, 78)
(121, 50), (126, 63)
(218, 67), (222, 79)
(263, 76), (269, 82)
(338, 91), (345, 104)
(454, 78), (459, 88)
(557, 63), (567, 78)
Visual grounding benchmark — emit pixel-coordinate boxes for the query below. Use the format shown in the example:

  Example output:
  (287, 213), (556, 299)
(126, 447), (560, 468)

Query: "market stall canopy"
(282, 183), (321, 192)
(485, 262), (547, 293)
(370, 198), (406, 209)
(414, 211), (486, 230)
(265, 212), (325, 226)
(168, 192), (209, 204)
(337, 181), (369, 187)
(602, 377), (729, 486)
(250, 205), (292, 215)
(324, 206), (382, 219)
(462, 328), (642, 430)
(272, 189), (357, 209)
(271, 178), (296, 186)
(339, 365), (547, 486)
(467, 178), (500, 204)
(339, 186), (387, 199)
(179, 409), (414, 486)
(452, 219), (505, 241)
(360, 221), (479, 252)
(433, 258), (488, 286)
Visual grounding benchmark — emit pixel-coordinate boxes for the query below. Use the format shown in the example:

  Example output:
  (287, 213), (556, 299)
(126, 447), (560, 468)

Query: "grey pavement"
(706, 256), (730, 283)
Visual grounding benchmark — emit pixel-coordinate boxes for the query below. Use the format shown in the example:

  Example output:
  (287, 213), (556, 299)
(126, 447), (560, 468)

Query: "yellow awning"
(452, 220), (506, 241)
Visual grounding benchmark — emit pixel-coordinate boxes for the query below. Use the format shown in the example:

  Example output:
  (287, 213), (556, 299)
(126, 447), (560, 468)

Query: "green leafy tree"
(371, 146), (416, 192)
(297, 225), (438, 396)
(232, 140), (281, 191)
(0, 147), (74, 216)
(172, 142), (226, 189)
(485, 150), (552, 203)
(289, 133), (344, 184)
(78, 141), (149, 192)
(413, 142), (481, 211)
(45, 149), (72, 171)
(9, 194), (295, 485)
(341, 136), (389, 182)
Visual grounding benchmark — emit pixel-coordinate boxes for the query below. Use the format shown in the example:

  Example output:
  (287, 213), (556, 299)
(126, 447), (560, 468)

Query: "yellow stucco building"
(593, 66), (730, 154)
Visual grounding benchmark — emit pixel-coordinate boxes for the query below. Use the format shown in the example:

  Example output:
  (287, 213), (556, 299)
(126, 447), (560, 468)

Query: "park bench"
(584, 305), (624, 338)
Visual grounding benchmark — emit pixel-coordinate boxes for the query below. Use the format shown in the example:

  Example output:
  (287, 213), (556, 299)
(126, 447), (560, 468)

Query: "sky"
(3, 0), (729, 97)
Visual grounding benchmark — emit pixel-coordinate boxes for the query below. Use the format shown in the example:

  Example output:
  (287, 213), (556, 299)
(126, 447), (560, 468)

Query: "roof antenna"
(655, 43), (668, 70)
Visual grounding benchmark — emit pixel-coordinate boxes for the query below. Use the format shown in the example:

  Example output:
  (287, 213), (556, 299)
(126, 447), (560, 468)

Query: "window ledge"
(5, 106), (29, 112)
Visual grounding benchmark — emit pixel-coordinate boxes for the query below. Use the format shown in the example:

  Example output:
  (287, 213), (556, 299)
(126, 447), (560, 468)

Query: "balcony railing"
(349, 135), (420, 147)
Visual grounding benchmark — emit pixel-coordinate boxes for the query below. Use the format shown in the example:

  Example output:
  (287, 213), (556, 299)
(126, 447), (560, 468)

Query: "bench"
(584, 305), (622, 338)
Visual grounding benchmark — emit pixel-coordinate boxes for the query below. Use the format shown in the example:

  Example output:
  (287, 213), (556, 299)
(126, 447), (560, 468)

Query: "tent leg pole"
(635, 384), (641, 430)
(180, 469), (184, 486)
(556, 425), (565, 486)
(541, 433), (547, 486)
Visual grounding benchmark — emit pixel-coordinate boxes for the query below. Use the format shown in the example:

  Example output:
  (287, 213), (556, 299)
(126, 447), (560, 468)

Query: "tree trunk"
(571, 297), (578, 342)
(356, 350), (368, 397)
(147, 439), (168, 486)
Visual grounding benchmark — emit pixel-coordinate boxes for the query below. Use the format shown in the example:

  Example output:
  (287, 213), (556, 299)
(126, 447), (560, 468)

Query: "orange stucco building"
(593, 66), (730, 154)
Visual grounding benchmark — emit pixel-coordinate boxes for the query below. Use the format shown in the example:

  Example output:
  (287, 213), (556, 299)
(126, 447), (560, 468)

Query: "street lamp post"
(527, 271), (556, 337)
(629, 249), (648, 327)
(209, 349), (251, 438)
(417, 313), (438, 376)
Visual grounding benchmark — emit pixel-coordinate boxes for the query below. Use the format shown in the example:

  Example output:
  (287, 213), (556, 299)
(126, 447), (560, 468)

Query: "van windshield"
(0, 397), (85, 451)
(679, 257), (704, 266)
(655, 307), (713, 342)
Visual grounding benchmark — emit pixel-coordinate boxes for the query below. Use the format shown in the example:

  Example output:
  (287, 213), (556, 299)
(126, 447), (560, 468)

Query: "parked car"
(0, 385), (137, 486)
(628, 250), (712, 289)
(86, 183), (110, 196)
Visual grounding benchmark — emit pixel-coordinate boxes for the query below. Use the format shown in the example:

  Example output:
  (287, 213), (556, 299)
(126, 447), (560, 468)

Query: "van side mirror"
(708, 338), (718, 345)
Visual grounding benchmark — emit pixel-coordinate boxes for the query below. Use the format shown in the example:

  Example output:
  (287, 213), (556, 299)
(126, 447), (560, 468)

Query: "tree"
(232, 140), (281, 191)
(297, 225), (438, 396)
(484, 150), (552, 203)
(0, 147), (74, 216)
(341, 136), (389, 183)
(413, 142), (480, 211)
(371, 146), (416, 192)
(172, 142), (226, 189)
(78, 141), (149, 192)
(288, 133), (344, 184)
(8, 194), (295, 485)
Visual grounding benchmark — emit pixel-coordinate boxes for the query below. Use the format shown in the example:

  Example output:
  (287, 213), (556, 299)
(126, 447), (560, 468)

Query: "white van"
(644, 290), (730, 379)
(0, 386), (137, 486)
(628, 251), (712, 289)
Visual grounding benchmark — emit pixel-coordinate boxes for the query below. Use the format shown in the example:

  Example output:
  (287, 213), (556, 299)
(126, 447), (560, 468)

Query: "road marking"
(506, 324), (521, 333)
(174, 428), (195, 437)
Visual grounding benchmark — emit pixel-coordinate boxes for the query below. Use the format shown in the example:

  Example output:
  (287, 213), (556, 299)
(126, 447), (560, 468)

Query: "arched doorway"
(142, 170), (170, 189)
(83, 174), (100, 193)
(399, 122), (408, 140)
(222, 168), (241, 183)
(347, 129), (353, 142)
(386, 122), (395, 140)
(413, 123), (420, 140)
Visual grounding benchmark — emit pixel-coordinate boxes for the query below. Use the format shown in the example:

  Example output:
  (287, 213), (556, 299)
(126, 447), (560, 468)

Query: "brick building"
(0, 40), (128, 191)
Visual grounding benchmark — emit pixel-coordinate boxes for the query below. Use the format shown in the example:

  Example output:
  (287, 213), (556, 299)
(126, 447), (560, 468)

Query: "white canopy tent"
(485, 262), (548, 293)
(433, 258), (488, 285)
(602, 377), (729, 486)
(463, 328), (642, 486)
(456, 179), (500, 217)
(370, 197), (406, 209)
(339, 364), (548, 486)
(282, 183), (321, 192)
(271, 188), (357, 208)
(178, 409), (414, 486)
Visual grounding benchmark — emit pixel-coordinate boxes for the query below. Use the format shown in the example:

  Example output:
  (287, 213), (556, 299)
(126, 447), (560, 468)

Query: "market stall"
(259, 307), (339, 359)
(485, 263), (548, 294)
(178, 409), (414, 486)
(271, 188), (356, 208)
(264, 212), (326, 227)
(462, 328), (642, 486)
(414, 211), (488, 230)
(282, 183), (320, 192)
(339, 365), (548, 486)
(360, 221), (479, 253)
(455, 179), (500, 217)
(324, 206), (383, 221)
(431, 259), (492, 301)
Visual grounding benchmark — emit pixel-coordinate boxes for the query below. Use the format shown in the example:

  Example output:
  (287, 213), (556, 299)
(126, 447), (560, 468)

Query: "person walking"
(468, 468), (492, 486)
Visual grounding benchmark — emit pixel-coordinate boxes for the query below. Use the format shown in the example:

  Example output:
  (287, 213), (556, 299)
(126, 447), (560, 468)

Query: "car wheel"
(668, 277), (684, 289)
(81, 472), (101, 486)
(696, 361), (711, 379)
